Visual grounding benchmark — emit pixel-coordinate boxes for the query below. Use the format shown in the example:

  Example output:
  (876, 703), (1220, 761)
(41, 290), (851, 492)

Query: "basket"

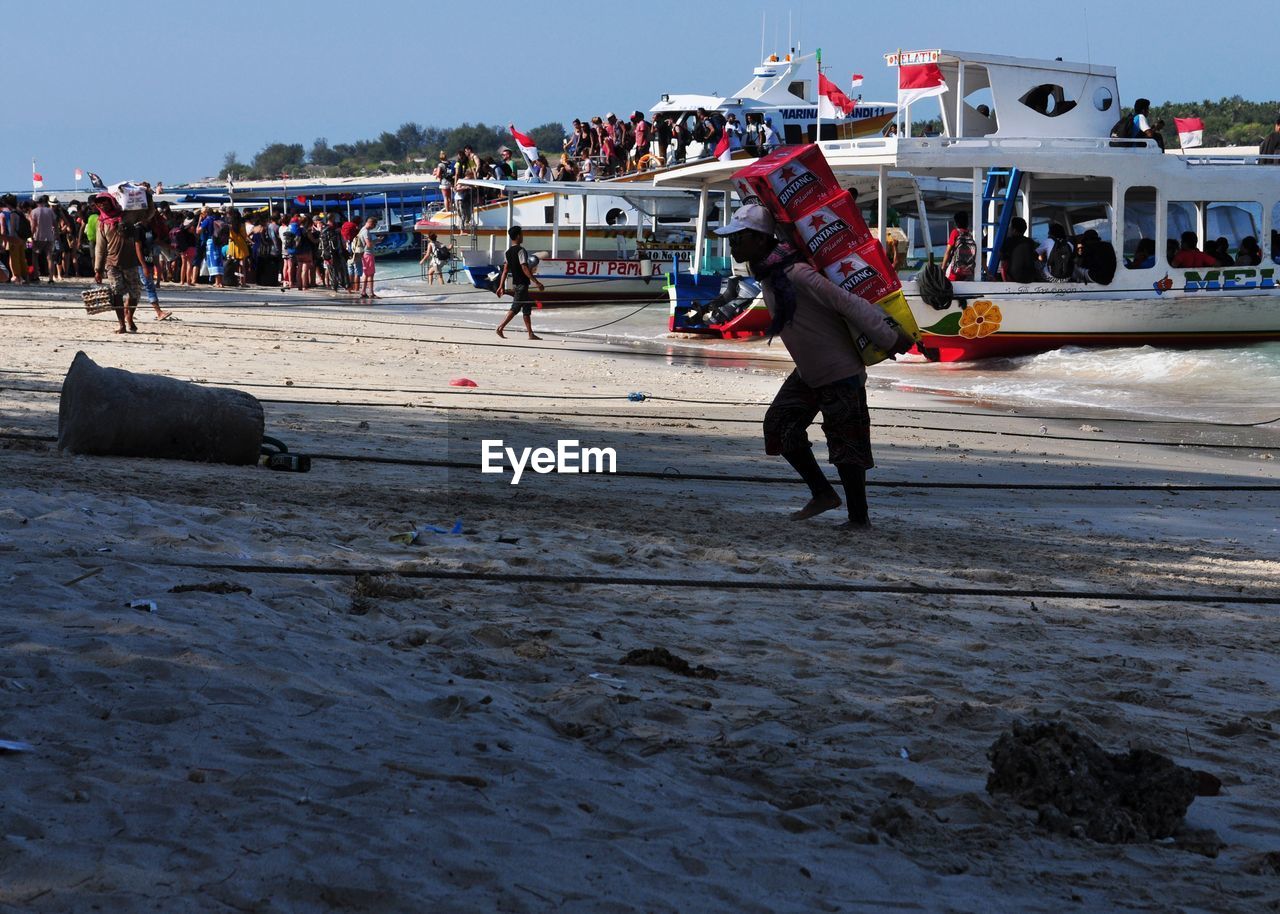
(81, 284), (118, 315)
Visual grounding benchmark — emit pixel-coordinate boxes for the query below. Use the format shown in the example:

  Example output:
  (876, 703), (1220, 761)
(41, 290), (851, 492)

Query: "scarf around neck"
(751, 241), (803, 343)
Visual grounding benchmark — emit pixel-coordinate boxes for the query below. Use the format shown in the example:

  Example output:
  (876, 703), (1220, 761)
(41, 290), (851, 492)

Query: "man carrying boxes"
(719, 145), (918, 526)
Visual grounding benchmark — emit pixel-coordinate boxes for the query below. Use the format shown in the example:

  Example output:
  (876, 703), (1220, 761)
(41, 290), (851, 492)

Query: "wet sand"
(2, 282), (1278, 912)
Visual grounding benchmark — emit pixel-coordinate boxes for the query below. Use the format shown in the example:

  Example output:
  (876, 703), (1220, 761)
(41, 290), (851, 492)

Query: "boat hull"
(905, 267), (1280, 362)
(469, 257), (672, 307)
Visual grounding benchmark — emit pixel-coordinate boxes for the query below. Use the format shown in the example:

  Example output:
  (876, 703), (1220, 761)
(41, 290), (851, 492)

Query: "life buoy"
(635, 154), (661, 172)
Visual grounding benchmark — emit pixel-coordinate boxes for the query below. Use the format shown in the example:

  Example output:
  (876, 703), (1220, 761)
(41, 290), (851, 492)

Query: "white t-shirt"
(356, 227), (374, 255)
(1135, 113), (1151, 134)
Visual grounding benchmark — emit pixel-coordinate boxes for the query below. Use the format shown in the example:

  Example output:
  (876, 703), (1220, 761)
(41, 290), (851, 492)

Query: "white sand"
(2, 282), (1279, 913)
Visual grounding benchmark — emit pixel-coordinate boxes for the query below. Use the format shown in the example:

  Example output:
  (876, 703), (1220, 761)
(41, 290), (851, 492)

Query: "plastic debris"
(449, 377), (478, 388)
(424, 520), (464, 535)
(388, 531), (420, 545)
(627, 391), (647, 401)
(899, 747), (911, 760)
(588, 673), (627, 689)
(128, 600), (156, 613)
(0, 739), (33, 754)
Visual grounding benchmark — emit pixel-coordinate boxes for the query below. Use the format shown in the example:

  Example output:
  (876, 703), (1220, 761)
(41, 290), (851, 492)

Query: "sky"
(6, 0), (1279, 192)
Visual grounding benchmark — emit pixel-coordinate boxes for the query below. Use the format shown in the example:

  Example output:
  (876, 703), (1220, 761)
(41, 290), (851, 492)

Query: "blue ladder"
(981, 167), (1023, 279)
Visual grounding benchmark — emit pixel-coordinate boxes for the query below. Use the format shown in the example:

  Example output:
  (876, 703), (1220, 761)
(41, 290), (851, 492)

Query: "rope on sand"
(1, 431), (1275, 491)
(150, 560), (1280, 606)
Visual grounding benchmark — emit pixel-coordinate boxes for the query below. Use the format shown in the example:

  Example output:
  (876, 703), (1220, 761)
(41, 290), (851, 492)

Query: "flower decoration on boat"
(958, 300), (1002, 338)
(1152, 274), (1174, 295)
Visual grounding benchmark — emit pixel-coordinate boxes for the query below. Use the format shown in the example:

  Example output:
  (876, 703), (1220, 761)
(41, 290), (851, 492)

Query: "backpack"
(947, 230), (977, 280)
(1110, 113), (1137, 139)
(433, 241), (451, 263)
(1047, 237), (1076, 279)
(283, 228), (299, 253)
(350, 231), (365, 255)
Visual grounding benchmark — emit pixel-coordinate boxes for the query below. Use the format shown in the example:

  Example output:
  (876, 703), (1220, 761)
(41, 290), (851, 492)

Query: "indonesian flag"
(714, 130), (731, 162)
(75, 168), (83, 182)
(509, 123), (538, 166)
(1175, 117), (1204, 149)
(818, 71), (857, 119)
(32, 163), (43, 190)
(898, 61), (947, 107)
(851, 73), (864, 89)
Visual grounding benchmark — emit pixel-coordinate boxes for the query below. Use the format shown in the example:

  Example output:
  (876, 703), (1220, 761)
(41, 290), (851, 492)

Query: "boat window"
(1093, 87), (1114, 112)
(604, 208), (628, 226)
(1273, 203), (1280, 263)
(1122, 186), (1158, 261)
(1019, 84), (1078, 118)
(1168, 200), (1263, 262)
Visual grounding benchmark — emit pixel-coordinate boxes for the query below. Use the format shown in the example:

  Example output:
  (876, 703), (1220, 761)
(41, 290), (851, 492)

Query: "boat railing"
(819, 135), (1168, 156)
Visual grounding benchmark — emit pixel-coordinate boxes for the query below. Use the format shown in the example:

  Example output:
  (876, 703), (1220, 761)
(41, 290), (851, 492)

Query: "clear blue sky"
(7, 0), (1278, 192)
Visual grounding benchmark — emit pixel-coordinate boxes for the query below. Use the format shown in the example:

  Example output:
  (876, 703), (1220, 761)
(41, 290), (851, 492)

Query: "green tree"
(252, 142), (306, 178)
(310, 138), (340, 166)
(222, 151), (252, 180)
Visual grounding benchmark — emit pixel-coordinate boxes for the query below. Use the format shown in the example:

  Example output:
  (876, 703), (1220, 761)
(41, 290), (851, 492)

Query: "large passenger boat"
(656, 49), (1280, 361)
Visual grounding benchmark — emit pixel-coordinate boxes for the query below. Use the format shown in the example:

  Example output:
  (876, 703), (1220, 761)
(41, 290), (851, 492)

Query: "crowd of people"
(1, 190), (387, 299)
(429, 109), (783, 223)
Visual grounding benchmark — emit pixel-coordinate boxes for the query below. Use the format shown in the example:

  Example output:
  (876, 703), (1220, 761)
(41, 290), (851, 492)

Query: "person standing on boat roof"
(1259, 117), (1280, 164)
(495, 225), (545, 341)
(717, 203), (913, 528)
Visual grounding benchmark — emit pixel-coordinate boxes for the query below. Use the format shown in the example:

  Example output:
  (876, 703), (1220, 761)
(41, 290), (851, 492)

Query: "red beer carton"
(733, 144), (839, 222)
(820, 240), (899, 304)
(789, 194), (873, 270)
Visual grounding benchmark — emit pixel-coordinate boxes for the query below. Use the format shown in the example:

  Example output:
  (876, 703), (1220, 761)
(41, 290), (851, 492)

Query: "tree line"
(220, 121), (568, 181)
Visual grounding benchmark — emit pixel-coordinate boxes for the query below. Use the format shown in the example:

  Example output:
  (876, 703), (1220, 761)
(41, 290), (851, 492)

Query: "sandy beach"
(2, 282), (1278, 913)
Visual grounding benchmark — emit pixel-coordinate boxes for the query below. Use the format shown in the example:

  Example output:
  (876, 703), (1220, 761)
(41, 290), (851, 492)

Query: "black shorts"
(763, 371), (874, 469)
(508, 285), (533, 316)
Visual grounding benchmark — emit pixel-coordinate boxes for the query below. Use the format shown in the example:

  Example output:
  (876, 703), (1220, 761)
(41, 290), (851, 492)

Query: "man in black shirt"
(999, 216), (1040, 284)
(1260, 118), (1280, 164)
(495, 225), (545, 340)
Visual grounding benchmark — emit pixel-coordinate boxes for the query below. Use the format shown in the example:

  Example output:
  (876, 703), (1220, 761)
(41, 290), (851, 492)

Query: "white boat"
(656, 48), (1280, 361)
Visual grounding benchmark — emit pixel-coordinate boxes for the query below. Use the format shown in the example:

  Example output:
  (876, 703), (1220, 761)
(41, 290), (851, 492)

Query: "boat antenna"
(1082, 3), (1092, 70)
(788, 10), (792, 56)
(760, 11), (765, 63)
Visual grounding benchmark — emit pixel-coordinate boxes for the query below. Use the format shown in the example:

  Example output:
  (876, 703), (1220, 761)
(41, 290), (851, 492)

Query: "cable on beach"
(150, 560), (1280, 606)
(2, 430), (1275, 491)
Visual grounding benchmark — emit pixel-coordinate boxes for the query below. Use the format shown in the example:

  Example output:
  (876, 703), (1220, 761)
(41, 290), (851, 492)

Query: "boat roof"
(458, 178), (699, 200)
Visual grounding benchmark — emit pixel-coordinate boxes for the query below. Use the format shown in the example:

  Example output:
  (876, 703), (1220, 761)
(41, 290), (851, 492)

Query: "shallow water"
(374, 264), (1280, 425)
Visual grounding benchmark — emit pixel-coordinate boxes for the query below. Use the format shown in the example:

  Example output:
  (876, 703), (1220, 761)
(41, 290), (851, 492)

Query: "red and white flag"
(818, 71), (857, 119)
(714, 130), (731, 162)
(75, 168), (83, 181)
(898, 61), (947, 107)
(1174, 117), (1204, 149)
(509, 124), (538, 166)
(32, 161), (43, 190)
(851, 73), (864, 89)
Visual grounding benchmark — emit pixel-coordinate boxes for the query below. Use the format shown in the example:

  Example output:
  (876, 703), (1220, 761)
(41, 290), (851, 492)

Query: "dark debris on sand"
(169, 581), (253, 595)
(987, 720), (1219, 852)
(619, 647), (719, 679)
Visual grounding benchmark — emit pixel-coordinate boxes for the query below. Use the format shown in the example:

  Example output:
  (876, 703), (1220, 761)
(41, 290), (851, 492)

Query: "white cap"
(714, 203), (775, 236)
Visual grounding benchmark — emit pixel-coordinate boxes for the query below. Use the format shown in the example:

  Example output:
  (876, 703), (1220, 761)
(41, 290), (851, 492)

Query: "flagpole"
(815, 48), (822, 145)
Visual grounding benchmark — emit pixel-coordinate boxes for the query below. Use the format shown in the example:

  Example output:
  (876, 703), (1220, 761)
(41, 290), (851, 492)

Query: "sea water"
(374, 261), (1280, 425)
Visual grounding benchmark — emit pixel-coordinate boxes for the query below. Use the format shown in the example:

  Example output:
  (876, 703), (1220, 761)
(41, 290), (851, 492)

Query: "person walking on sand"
(92, 194), (143, 334)
(716, 203), (913, 527)
(495, 225), (544, 340)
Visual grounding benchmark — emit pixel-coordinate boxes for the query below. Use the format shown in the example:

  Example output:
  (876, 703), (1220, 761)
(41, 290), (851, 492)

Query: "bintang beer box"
(733, 145), (922, 365)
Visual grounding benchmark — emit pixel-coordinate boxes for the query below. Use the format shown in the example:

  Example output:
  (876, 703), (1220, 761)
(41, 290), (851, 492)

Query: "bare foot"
(790, 490), (841, 521)
(113, 326), (127, 334)
(155, 310), (172, 321)
(528, 333), (542, 341)
(835, 518), (871, 529)
(495, 328), (506, 338)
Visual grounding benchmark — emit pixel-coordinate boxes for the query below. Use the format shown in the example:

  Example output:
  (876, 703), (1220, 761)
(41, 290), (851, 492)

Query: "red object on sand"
(449, 378), (478, 388)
